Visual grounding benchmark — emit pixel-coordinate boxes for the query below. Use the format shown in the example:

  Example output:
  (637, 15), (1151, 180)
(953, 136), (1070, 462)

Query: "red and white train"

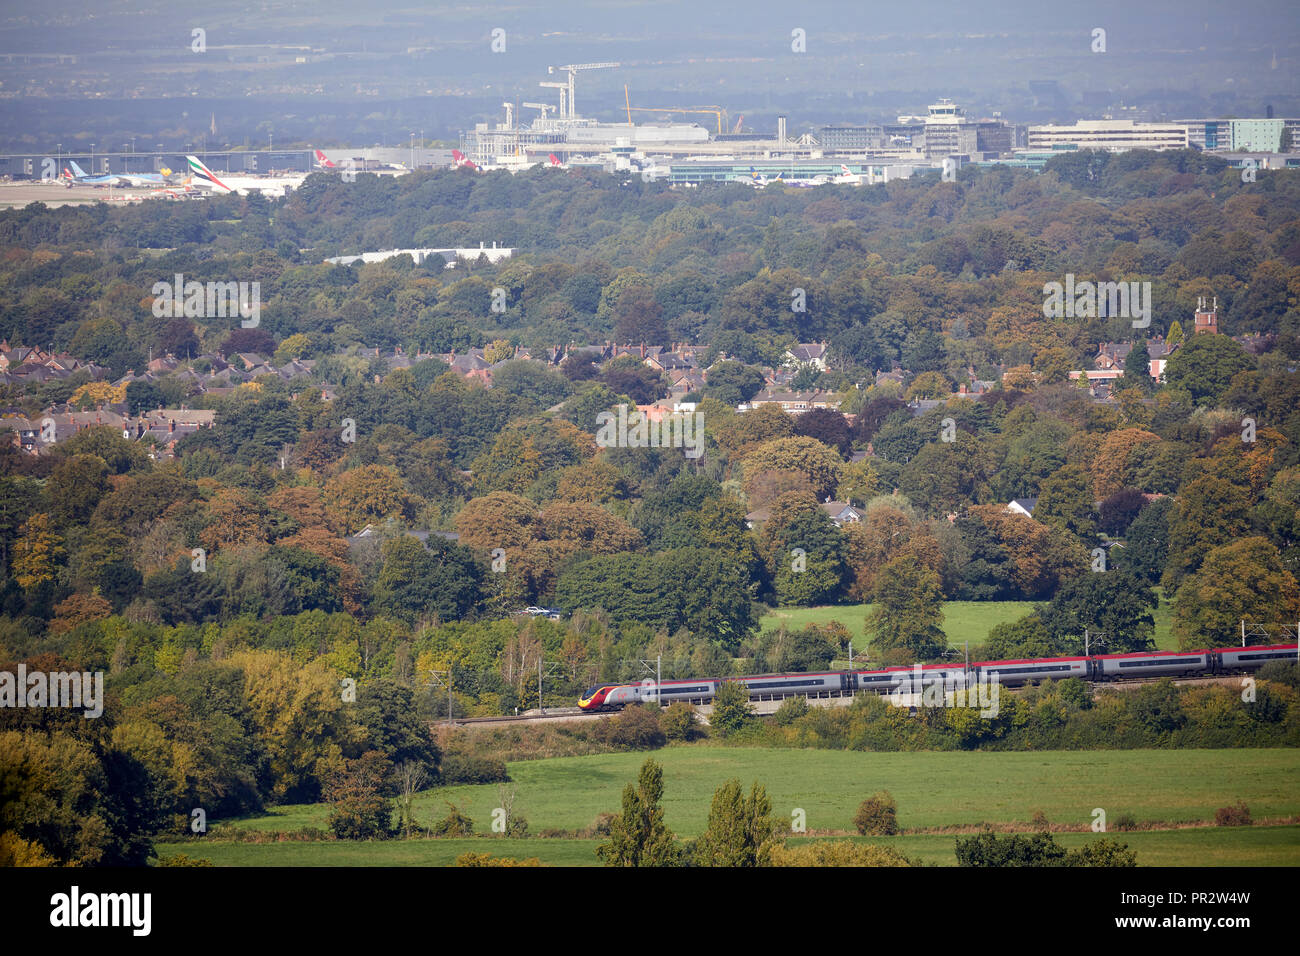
(577, 643), (1299, 711)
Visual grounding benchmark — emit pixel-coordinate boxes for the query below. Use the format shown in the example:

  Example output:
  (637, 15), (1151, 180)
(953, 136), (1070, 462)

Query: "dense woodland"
(2, 149), (1300, 864)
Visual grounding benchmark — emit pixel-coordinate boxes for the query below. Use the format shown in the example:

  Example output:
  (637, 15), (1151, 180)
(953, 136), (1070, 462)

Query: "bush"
(854, 791), (899, 836)
(955, 831), (1067, 866)
(771, 841), (912, 867)
(1030, 810), (1050, 829)
(710, 680), (754, 737)
(596, 704), (666, 749)
(155, 853), (214, 867)
(661, 701), (701, 741)
(1113, 813), (1138, 832)
(431, 803), (474, 837)
(772, 696), (810, 726)
(327, 797), (393, 840)
(1258, 660), (1300, 690)
(454, 852), (543, 867)
(1065, 839), (1138, 867)
(440, 754), (509, 785)
(1214, 802), (1252, 827)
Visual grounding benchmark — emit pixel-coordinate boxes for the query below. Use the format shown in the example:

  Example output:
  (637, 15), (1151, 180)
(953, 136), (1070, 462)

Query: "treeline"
(2, 150), (1299, 381)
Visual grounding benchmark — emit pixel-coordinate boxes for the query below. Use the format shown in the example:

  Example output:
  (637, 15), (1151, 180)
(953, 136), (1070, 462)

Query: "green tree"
(709, 680), (755, 737)
(867, 555), (946, 660)
(1163, 333), (1255, 405)
(595, 758), (678, 866)
(1039, 572), (1157, 653)
(1035, 463), (1098, 542)
(706, 361), (767, 405)
(693, 779), (777, 867)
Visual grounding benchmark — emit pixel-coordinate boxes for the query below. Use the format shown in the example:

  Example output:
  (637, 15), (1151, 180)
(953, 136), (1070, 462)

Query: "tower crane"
(538, 81), (569, 120)
(547, 62), (620, 121)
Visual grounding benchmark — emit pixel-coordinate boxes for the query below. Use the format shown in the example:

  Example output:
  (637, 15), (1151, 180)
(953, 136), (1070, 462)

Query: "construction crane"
(733, 114), (744, 134)
(624, 86), (729, 134)
(548, 62), (619, 120)
(539, 81), (569, 120)
(501, 102), (514, 129)
(522, 101), (555, 121)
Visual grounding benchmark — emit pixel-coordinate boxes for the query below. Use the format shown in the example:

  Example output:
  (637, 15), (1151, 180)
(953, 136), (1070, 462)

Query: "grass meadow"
(157, 746), (1300, 866)
(760, 595), (1179, 655)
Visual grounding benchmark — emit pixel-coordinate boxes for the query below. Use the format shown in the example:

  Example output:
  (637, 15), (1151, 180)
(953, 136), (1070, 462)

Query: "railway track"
(440, 710), (605, 728)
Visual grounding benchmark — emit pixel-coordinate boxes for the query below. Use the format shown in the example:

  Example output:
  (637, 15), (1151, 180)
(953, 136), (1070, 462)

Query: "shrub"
(155, 853), (214, 867)
(440, 754), (509, 785)
(772, 696), (810, 726)
(771, 841), (912, 867)
(1030, 810), (1050, 829)
(1214, 802), (1252, 827)
(431, 803), (474, 837)
(1065, 839), (1138, 867)
(710, 680), (754, 737)
(661, 701), (700, 740)
(1258, 660), (1300, 690)
(454, 852), (543, 867)
(1113, 813), (1138, 832)
(854, 791), (899, 836)
(596, 704), (666, 749)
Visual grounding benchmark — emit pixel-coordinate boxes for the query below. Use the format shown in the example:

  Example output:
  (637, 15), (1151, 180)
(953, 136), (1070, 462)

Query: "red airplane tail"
(452, 149), (479, 170)
(548, 153), (561, 167)
(314, 149), (337, 168)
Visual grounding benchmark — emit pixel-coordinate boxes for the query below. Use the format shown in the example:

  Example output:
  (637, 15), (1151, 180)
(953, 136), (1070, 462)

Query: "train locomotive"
(576, 643), (1299, 711)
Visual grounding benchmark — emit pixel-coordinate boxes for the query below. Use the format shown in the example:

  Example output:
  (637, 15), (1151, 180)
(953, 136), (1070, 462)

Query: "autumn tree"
(743, 436), (844, 501)
(12, 513), (63, 591)
(1172, 537), (1300, 649)
(324, 464), (416, 536)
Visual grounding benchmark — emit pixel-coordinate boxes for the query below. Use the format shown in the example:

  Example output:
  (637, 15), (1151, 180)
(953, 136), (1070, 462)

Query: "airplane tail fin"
(186, 155), (231, 192)
(451, 149), (479, 170)
(68, 160), (88, 178)
(314, 149), (336, 168)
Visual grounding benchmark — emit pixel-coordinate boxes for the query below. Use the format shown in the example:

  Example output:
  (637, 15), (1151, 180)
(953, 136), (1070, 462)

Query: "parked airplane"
(63, 160), (174, 188)
(185, 156), (307, 197)
(451, 149), (480, 171)
(314, 149), (337, 169)
(832, 164), (865, 185)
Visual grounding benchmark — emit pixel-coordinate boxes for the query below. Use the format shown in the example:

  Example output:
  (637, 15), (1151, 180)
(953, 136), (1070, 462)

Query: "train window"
(1117, 657), (1200, 668)
(582, 686), (606, 698)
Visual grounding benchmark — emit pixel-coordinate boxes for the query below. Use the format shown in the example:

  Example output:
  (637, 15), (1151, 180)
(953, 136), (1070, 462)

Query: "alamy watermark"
(151, 273), (260, 328)
(888, 666), (1001, 718)
(1043, 274), (1150, 328)
(1, 664), (103, 718)
(595, 406), (704, 458)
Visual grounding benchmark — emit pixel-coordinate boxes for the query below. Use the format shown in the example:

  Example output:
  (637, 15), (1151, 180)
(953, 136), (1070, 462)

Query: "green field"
(201, 747), (1300, 851)
(155, 826), (1300, 867)
(761, 597), (1179, 654)
(761, 601), (1035, 652)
